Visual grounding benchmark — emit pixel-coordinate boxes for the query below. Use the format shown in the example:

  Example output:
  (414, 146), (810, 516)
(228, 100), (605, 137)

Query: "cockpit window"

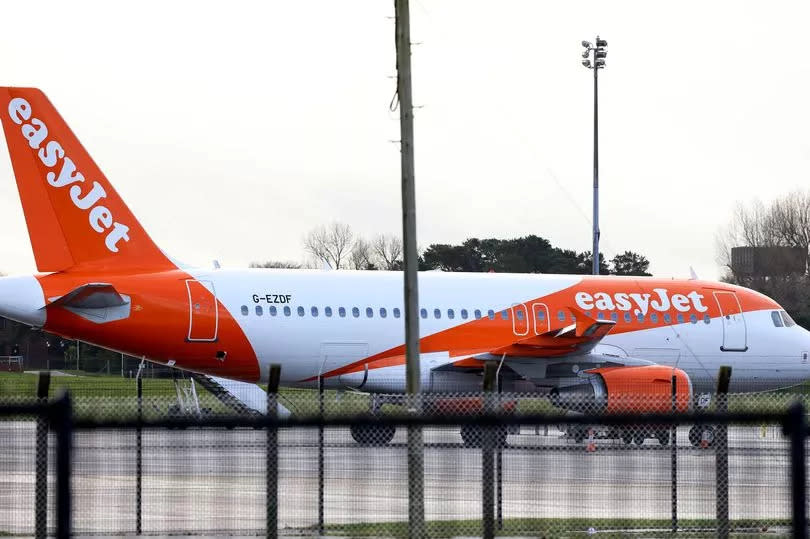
(771, 311), (784, 327)
(781, 310), (797, 327)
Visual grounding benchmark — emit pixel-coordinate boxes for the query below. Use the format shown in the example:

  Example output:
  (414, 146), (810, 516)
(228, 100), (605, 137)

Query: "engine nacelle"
(550, 365), (692, 414)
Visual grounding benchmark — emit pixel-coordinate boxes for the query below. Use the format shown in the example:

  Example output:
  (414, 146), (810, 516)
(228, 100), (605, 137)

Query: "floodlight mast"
(581, 36), (607, 275)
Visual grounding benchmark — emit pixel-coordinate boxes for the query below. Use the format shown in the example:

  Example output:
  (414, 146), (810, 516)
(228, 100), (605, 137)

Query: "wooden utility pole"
(395, 0), (424, 536)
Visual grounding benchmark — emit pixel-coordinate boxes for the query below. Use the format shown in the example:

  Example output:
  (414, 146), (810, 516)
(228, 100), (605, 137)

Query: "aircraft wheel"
(657, 430), (670, 446)
(461, 425), (507, 448)
(621, 430), (633, 445)
(350, 424), (395, 446)
(689, 425), (715, 448)
(633, 432), (646, 446)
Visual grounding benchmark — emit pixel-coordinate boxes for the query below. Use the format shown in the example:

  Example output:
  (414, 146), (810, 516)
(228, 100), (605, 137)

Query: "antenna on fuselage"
(689, 266), (698, 280)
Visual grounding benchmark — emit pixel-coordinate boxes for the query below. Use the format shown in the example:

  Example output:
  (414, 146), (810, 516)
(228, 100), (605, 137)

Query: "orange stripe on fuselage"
(311, 277), (778, 381)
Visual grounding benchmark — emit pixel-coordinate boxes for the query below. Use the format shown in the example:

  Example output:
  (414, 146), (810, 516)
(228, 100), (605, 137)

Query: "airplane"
(0, 87), (809, 447)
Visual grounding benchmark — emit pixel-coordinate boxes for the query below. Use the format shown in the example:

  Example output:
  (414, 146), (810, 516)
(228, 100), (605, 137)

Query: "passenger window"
(380, 308), (387, 318)
(255, 305), (263, 316)
(500, 310), (509, 320)
(325, 306), (332, 317)
(448, 309), (455, 319)
(269, 306), (277, 316)
(611, 312), (618, 322)
(676, 313), (684, 324)
(434, 308), (441, 319)
(703, 314), (711, 324)
(420, 308), (427, 319)
(689, 314), (697, 324)
(585, 311), (593, 318)
(663, 313), (671, 324)
(488, 310), (496, 320)
(297, 306), (305, 317)
(516, 310), (524, 321)
(311, 306), (318, 317)
(597, 312), (604, 320)
(624, 312), (631, 323)
(650, 313), (658, 323)
(474, 309), (482, 320)
(283, 306), (291, 317)
(366, 307), (373, 318)
(536, 311), (545, 321)
(772, 311), (784, 327)
(460, 309), (468, 320)
(557, 310), (565, 321)
(241, 305), (249, 316)
(637, 313), (645, 323)
(339, 307), (346, 318)
(352, 307), (360, 318)
(393, 308), (401, 318)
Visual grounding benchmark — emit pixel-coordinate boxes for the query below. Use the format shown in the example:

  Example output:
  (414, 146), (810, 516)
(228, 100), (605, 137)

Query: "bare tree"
(770, 190), (810, 252)
(372, 234), (403, 270)
(249, 261), (304, 269)
(304, 222), (354, 269)
(716, 190), (810, 328)
(349, 237), (375, 270)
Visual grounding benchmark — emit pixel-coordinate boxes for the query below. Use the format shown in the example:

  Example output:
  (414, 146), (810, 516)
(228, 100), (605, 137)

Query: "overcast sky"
(0, 1), (808, 278)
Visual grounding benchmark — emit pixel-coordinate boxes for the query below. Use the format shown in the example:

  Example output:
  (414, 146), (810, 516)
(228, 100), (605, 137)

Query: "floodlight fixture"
(596, 38), (607, 48)
(582, 59), (591, 68)
(582, 50), (590, 58)
(582, 40), (592, 48)
(595, 50), (607, 59)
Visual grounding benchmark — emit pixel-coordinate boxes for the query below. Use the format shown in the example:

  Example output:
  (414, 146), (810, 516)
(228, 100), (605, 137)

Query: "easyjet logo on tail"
(575, 288), (709, 316)
(7, 98), (130, 253)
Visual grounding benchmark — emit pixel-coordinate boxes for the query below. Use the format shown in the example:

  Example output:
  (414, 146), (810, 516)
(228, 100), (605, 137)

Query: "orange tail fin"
(0, 87), (174, 273)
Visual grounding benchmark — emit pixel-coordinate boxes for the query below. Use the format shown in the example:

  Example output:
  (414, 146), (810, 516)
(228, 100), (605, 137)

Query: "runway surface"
(0, 422), (794, 535)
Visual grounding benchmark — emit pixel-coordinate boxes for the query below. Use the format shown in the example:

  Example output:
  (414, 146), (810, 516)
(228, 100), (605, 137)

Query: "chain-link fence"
(0, 373), (808, 537)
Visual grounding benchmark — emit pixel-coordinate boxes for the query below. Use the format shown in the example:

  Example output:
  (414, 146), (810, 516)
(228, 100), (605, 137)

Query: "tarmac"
(0, 422), (794, 536)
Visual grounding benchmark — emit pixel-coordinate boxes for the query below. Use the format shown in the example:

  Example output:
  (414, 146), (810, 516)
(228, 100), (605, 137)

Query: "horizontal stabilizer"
(47, 283), (128, 309)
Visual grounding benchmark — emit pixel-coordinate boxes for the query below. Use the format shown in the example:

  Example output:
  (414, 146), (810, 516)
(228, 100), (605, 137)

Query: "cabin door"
(186, 279), (219, 342)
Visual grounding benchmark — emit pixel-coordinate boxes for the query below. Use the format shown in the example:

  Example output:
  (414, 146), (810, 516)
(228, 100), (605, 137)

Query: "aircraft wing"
(487, 307), (616, 359)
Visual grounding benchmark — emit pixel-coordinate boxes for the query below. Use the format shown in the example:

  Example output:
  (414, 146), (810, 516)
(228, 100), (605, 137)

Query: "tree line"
(251, 221), (652, 276)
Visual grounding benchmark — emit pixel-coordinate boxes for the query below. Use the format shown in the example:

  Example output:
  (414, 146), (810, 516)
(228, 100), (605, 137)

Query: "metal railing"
(2, 392), (808, 538)
(0, 355), (23, 371)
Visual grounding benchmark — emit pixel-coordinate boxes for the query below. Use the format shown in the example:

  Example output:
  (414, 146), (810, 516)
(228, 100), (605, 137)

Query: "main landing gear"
(349, 394), (396, 446)
(688, 424), (716, 448)
(460, 425), (508, 448)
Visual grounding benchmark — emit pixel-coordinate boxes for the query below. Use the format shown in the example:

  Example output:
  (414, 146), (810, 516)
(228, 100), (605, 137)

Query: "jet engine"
(550, 365), (692, 414)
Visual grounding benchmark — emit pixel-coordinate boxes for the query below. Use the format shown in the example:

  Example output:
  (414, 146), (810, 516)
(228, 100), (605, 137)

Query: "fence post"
(715, 366), (732, 539)
(136, 372), (143, 535)
(496, 365), (503, 531)
(35, 371), (51, 539)
(788, 402), (807, 539)
(52, 391), (72, 539)
(318, 374), (325, 536)
(482, 363), (497, 539)
(266, 364), (281, 539)
(670, 372), (677, 534)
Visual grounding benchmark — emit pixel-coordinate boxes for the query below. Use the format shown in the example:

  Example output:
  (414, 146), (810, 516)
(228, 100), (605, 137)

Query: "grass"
(0, 371), (375, 419)
(321, 518), (790, 537)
